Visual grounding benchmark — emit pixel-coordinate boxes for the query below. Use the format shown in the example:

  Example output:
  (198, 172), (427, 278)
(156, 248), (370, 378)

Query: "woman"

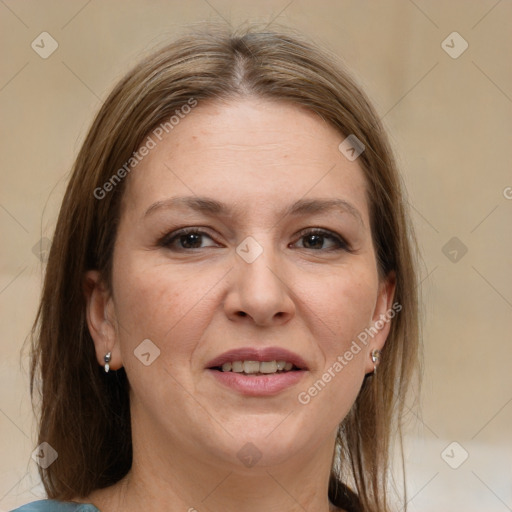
(15, 23), (420, 512)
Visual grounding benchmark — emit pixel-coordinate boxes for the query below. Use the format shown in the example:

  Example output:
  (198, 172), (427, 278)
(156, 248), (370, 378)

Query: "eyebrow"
(143, 195), (364, 226)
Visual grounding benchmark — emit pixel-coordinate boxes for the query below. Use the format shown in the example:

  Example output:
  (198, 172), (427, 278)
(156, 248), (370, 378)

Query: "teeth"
(243, 361), (260, 374)
(219, 360), (296, 374)
(260, 361), (277, 373)
(231, 361), (243, 372)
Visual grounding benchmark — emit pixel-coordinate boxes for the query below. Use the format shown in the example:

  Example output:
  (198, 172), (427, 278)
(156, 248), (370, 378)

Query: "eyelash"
(158, 227), (351, 253)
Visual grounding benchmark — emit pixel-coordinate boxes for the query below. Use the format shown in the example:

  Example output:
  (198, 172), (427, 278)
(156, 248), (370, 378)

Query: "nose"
(223, 241), (296, 327)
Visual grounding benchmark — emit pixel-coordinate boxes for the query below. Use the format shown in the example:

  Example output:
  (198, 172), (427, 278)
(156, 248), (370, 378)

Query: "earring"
(104, 352), (112, 373)
(371, 349), (381, 374)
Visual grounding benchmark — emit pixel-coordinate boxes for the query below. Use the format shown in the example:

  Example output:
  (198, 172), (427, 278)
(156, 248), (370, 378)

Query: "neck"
(90, 417), (340, 512)
(118, 463), (336, 512)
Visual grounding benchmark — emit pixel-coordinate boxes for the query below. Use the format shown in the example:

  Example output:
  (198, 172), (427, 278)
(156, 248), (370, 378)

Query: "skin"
(82, 97), (395, 512)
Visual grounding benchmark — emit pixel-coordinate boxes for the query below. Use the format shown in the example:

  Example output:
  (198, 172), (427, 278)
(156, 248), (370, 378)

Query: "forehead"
(122, 97), (370, 225)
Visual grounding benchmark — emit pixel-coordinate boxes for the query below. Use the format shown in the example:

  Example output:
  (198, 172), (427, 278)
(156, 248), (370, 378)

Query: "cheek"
(304, 265), (378, 350)
(111, 254), (221, 364)
(295, 271), (374, 423)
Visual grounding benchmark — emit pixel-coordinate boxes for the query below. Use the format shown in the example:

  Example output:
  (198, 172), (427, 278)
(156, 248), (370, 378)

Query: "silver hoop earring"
(371, 349), (381, 374)
(104, 352), (112, 373)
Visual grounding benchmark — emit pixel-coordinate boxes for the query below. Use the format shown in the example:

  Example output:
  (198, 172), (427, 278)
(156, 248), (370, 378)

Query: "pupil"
(304, 234), (323, 249)
(181, 233), (201, 248)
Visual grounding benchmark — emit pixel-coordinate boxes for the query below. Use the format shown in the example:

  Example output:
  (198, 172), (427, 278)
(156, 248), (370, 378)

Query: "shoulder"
(9, 500), (100, 512)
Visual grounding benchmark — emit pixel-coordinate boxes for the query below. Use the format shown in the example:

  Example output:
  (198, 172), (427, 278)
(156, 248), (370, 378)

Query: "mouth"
(205, 346), (308, 373)
(205, 347), (308, 396)
(209, 359), (301, 375)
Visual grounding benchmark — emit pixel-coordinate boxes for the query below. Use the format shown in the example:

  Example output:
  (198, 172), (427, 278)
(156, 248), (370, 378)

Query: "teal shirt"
(10, 500), (100, 512)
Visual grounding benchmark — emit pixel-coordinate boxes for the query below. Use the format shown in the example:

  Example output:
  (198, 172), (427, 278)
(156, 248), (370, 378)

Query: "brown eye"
(160, 229), (218, 250)
(293, 229), (350, 251)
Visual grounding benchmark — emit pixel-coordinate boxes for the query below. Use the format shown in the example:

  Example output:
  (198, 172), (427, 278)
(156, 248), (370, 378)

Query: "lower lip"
(207, 369), (307, 396)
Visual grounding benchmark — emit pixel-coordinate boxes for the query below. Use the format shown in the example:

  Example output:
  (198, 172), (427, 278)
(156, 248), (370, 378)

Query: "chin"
(209, 417), (315, 469)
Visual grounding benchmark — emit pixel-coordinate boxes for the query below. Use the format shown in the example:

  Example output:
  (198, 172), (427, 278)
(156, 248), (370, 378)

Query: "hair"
(28, 22), (421, 512)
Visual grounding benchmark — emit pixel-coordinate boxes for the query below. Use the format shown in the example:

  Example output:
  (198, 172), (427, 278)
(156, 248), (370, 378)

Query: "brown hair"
(29, 22), (421, 512)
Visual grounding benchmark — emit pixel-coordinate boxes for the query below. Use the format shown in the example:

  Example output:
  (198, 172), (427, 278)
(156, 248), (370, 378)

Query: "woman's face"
(87, 97), (395, 470)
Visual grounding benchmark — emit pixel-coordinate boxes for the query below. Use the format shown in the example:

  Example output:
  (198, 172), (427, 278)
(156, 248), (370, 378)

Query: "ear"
(83, 270), (123, 371)
(364, 271), (397, 374)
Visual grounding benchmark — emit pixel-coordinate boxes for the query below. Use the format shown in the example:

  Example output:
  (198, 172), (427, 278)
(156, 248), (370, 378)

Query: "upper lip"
(206, 347), (309, 370)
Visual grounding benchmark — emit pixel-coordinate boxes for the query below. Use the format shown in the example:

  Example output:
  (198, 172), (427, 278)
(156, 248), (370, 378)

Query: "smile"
(214, 360), (296, 375)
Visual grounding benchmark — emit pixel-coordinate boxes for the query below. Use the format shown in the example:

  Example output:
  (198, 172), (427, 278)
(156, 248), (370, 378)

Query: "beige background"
(1, 1), (511, 510)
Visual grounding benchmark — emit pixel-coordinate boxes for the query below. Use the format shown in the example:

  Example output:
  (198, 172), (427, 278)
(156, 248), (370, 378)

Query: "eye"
(159, 228), (219, 250)
(292, 228), (350, 252)
(158, 227), (351, 252)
